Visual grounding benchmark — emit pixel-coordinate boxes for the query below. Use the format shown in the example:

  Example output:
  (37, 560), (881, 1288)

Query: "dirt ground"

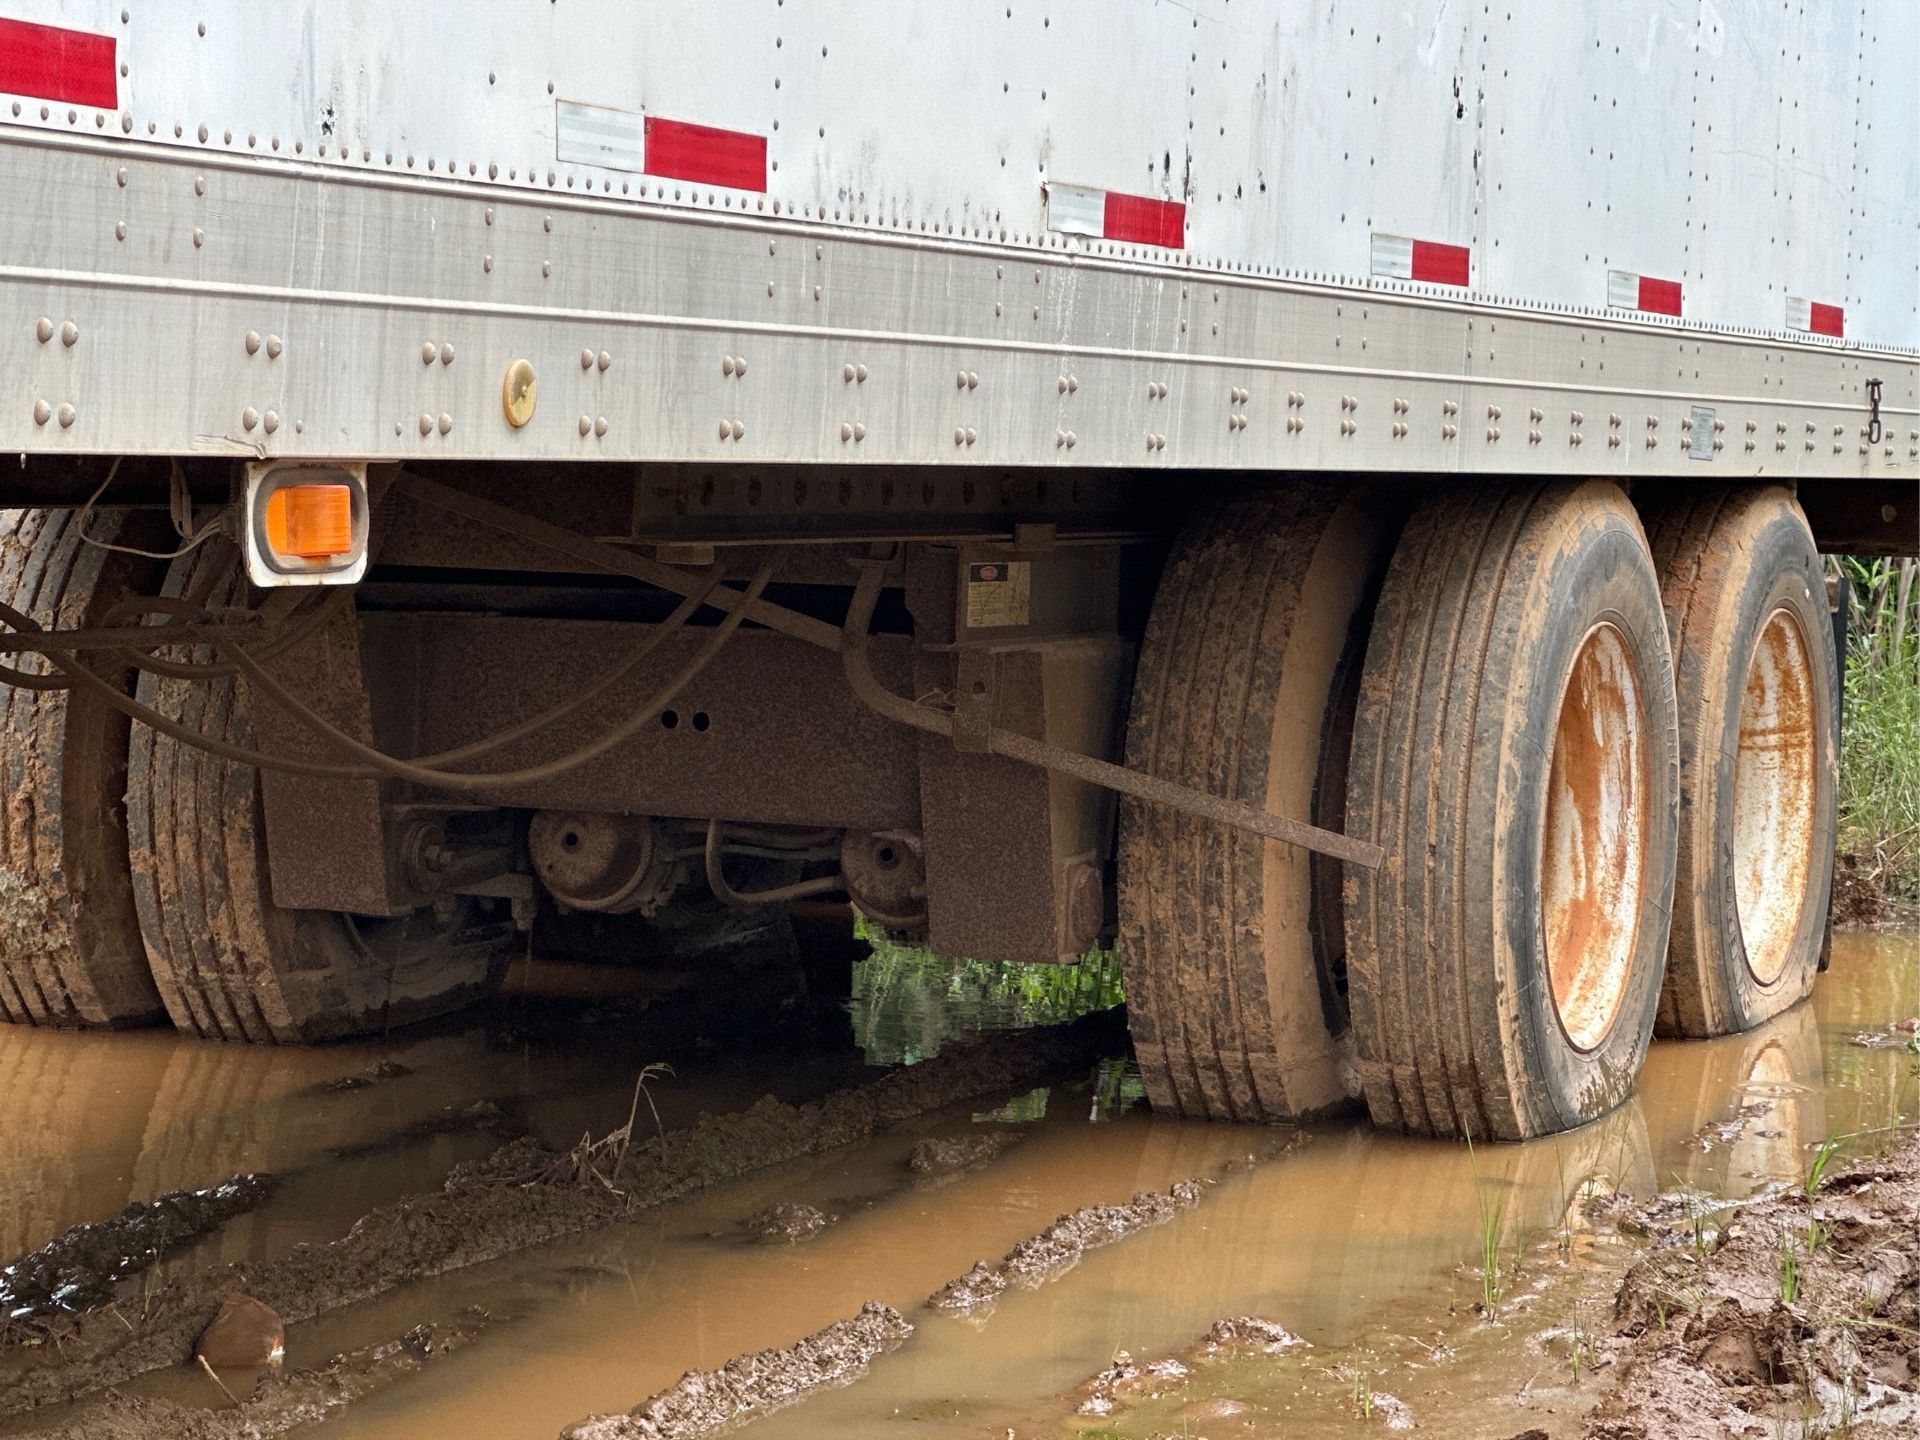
(1584, 1131), (1920, 1439)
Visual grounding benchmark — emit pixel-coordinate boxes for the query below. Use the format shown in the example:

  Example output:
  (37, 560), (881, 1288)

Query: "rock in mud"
(1587, 1133), (1920, 1439)
(195, 1293), (285, 1370)
(560, 1301), (912, 1440)
(738, 1201), (835, 1244)
(907, 1130), (1022, 1176)
(0, 1174), (275, 1319)
(928, 1179), (1204, 1311)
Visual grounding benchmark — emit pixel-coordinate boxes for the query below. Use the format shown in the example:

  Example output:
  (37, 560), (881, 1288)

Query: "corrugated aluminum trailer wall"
(2, 0), (1914, 475)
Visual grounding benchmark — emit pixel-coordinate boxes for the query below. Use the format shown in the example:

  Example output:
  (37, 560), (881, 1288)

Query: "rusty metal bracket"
(839, 557), (1387, 871)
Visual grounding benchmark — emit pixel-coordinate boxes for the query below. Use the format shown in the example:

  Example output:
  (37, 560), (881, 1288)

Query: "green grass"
(1835, 556), (1920, 898)
(1464, 1127), (1508, 1312)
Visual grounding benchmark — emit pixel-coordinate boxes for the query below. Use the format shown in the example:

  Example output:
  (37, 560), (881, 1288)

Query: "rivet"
(851, 424), (862, 443)
(421, 341), (437, 365)
(57, 403), (75, 428)
(1065, 430), (1076, 448)
(1442, 423), (1457, 440)
(35, 317), (52, 344)
(1489, 427), (1501, 441)
(542, 261), (552, 278)
(193, 175), (205, 196)
(1443, 400), (1459, 416)
(965, 428), (977, 445)
(197, 124), (208, 143)
(60, 321), (77, 347)
(266, 335), (282, 359)
(543, 216), (553, 233)
(843, 364), (856, 383)
(580, 348), (598, 371)
(437, 413), (451, 436)
(440, 343), (455, 365)
(264, 410), (280, 434)
(116, 166), (127, 186)
(484, 207), (494, 226)
(418, 414), (433, 436)
(1529, 407), (1544, 423)
(483, 255), (493, 272)
(115, 220), (126, 240)
(32, 399), (50, 426)
(597, 351), (610, 371)
(731, 420), (746, 440)
(1571, 411), (1584, 425)
(580, 416), (592, 436)
(244, 330), (263, 356)
(1058, 377), (1068, 394)
(241, 406), (259, 431)
(853, 423), (866, 442)
(1487, 404), (1501, 420)
(594, 416), (607, 437)
(722, 356), (737, 377)
(856, 365), (868, 382)
(957, 371), (969, 391)
(192, 227), (204, 247)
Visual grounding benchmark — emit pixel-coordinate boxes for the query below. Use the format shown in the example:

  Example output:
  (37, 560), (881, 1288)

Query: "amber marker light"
(262, 483), (355, 560)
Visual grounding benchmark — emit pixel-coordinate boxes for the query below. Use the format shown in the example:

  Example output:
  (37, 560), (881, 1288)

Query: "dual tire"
(1120, 479), (1837, 1140)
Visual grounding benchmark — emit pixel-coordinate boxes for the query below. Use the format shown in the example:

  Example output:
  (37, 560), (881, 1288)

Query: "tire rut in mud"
(0, 1007), (1125, 1416)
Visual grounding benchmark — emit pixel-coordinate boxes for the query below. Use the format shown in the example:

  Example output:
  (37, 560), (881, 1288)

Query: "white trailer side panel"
(1, 1), (1913, 475)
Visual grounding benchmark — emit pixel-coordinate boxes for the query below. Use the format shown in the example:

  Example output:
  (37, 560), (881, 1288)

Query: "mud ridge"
(1072, 1314), (1309, 1419)
(0, 1007), (1123, 1416)
(1586, 1131), (1920, 1439)
(559, 1301), (911, 1440)
(0, 1175), (276, 1320)
(31, 1308), (489, 1440)
(927, 1178), (1204, 1312)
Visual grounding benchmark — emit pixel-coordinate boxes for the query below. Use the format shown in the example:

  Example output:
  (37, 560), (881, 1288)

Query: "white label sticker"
(965, 561), (1031, 629)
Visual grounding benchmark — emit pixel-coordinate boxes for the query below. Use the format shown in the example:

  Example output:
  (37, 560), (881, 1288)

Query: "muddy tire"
(1344, 479), (1679, 1141)
(1640, 487), (1837, 1039)
(0, 509), (169, 1029)
(128, 544), (505, 1043)
(1116, 482), (1403, 1122)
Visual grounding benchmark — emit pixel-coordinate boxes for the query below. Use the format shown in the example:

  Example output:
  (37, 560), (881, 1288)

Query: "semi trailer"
(0, 0), (1914, 1140)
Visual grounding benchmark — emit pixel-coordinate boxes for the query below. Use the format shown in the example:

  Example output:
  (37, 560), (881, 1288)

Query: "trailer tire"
(1116, 482), (1403, 1122)
(1344, 480), (1679, 1141)
(1640, 487), (1836, 1038)
(0, 509), (168, 1029)
(128, 545), (505, 1043)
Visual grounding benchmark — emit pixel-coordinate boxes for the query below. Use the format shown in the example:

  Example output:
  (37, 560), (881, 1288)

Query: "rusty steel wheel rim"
(1733, 608), (1817, 987)
(1541, 621), (1649, 1053)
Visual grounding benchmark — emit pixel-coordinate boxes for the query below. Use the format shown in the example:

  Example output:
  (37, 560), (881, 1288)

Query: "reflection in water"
(0, 928), (1913, 1440)
(847, 938), (1125, 1065)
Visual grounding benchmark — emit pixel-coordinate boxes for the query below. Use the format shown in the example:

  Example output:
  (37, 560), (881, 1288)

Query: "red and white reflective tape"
(0, 16), (116, 109)
(1785, 296), (1844, 339)
(1046, 183), (1186, 249)
(1370, 232), (1470, 287)
(1607, 269), (1683, 317)
(554, 101), (766, 190)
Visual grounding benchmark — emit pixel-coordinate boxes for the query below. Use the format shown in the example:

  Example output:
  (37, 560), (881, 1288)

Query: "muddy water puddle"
(3, 926), (1917, 1438)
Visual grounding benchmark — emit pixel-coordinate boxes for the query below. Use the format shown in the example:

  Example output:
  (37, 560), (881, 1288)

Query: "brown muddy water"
(1, 922), (1917, 1439)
